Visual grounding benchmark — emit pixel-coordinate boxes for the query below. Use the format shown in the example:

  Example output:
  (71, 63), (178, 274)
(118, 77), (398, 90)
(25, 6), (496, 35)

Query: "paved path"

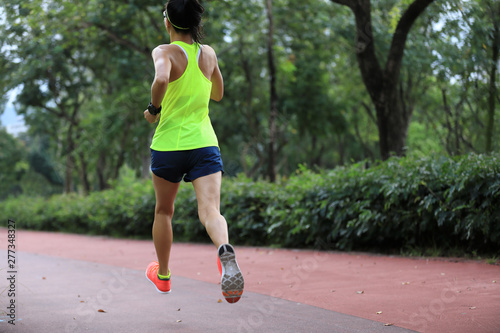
(0, 229), (499, 332)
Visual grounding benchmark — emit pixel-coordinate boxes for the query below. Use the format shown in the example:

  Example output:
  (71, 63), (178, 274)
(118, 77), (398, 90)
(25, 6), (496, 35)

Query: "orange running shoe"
(217, 255), (222, 275)
(218, 244), (244, 303)
(145, 261), (171, 294)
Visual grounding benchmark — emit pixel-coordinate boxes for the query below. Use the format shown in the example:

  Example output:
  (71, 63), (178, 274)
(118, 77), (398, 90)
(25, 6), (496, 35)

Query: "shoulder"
(152, 44), (175, 56)
(200, 44), (217, 58)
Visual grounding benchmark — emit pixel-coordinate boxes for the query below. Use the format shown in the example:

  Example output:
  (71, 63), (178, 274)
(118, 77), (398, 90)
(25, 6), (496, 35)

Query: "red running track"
(0, 228), (499, 332)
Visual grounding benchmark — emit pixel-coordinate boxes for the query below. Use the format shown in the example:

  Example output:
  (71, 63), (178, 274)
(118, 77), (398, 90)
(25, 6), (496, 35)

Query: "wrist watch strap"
(148, 102), (161, 115)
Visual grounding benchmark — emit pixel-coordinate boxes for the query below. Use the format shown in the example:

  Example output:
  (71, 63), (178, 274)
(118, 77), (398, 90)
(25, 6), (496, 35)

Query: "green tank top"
(150, 41), (218, 151)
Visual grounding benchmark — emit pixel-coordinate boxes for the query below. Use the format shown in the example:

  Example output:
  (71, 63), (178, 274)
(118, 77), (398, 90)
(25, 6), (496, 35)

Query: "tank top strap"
(171, 41), (202, 67)
(171, 42), (189, 62)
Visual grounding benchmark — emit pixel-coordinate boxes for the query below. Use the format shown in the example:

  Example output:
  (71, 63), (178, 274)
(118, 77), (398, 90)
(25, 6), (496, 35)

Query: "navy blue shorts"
(151, 146), (224, 183)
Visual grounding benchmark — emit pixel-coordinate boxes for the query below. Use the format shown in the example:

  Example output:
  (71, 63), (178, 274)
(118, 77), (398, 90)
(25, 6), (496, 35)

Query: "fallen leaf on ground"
(98, 309), (106, 313)
(176, 320), (182, 323)
(376, 311), (383, 314)
(356, 291), (364, 294)
(177, 308), (181, 311)
(217, 299), (222, 303)
(469, 306), (476, 310)
(384, 323), (394, 326)
(402, 282), (410, 285)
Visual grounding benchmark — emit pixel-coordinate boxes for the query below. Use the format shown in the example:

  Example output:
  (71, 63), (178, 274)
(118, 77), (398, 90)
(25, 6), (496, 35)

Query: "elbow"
(211, 85), (224, 102)
(212, 93), (223, 102)
(154, 76), (169, 88)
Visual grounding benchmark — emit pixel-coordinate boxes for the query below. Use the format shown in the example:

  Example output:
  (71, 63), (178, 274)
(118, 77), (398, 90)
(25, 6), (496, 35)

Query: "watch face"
(148, 103), (160, 115)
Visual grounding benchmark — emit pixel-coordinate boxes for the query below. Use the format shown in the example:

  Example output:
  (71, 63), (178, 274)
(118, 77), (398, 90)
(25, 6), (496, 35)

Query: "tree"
(330, 0), (435, 159)
(426, 0), (499, 155)
(0, 129), (27, 199)
(265, 0), (278, 182)
(484, 0), (499, 152)
(1, 0), (159, 193)
(276, 0), (353, 167)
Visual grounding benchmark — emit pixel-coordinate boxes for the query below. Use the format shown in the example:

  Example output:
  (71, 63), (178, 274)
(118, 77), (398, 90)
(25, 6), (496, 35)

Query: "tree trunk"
(376, 85), (411, 159)
(265, 0), (278, 182)
(64, 124), (75, 194)
(486, 2), (499, 152)
(78, 150), (91, 195)
(442, 88), (454, 155)
(97, 152), (109, 190)
(331, 0), (434, 159)
(353, 106), (375, 160)
(113, 151), (126, 180)
(238, 34), (265, 177)
(142, 136), (152, 179)
(337, 133), (345, 165)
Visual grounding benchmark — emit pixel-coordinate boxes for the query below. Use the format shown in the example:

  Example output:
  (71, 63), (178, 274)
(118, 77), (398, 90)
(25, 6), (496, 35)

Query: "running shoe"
(217, 255), (222, 275)
(145, 261), (171, 294)
(218, 244), (244, 303)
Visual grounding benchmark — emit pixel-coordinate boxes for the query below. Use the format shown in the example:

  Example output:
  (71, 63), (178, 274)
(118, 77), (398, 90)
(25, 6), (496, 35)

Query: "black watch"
(147, 102), (162, 116)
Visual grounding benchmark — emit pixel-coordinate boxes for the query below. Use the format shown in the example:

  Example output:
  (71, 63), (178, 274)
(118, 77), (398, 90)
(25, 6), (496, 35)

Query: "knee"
(197, 206), (219, 225)
(155, 203), (175, 220)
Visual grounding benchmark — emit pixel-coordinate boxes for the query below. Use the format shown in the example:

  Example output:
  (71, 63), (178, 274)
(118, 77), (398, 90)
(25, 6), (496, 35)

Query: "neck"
(170, 31), (194, 44)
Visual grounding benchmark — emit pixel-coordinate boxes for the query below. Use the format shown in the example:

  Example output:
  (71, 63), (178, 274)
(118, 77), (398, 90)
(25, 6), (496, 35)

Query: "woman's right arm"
(209, 47), (224, 102)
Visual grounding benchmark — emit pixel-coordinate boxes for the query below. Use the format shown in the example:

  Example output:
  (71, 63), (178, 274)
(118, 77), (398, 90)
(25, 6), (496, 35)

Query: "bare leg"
(192, 171), (228, 248)
(152, 173), (180, 276)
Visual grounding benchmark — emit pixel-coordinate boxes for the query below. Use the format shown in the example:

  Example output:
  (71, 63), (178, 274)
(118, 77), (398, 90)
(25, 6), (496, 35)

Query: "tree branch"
(385, 0), (435, 84)
(40, 105), (64, 118)
(361, 102), (376, 124)
(332, 0), (383, 103)
(329, 0), (355, 9)
(83, 22), (150, 57)
(148, 11), (165, 36)
(352, 107), (375, 160)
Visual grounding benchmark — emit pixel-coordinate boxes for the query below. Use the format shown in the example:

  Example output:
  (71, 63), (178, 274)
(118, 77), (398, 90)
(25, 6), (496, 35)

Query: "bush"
(261, 154), (500, 255)
(1, 154), (499, 255)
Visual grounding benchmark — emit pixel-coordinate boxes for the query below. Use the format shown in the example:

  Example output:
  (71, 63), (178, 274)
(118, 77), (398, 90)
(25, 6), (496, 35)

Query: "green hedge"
(1, 154), (499, 255)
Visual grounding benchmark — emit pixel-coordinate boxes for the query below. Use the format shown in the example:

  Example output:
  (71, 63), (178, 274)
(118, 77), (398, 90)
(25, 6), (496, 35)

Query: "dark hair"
(165, 0), (205, 44)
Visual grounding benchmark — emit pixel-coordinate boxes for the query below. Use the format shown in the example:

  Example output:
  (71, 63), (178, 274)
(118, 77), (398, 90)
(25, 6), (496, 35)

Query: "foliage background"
(1, 154), (498, 255)
(0, 0), (499, 255)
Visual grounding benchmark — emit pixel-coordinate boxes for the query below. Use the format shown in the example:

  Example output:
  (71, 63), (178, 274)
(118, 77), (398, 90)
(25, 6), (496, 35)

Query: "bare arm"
(209, 48), (224, 102)
(145, 46), (172, 123)
(151, 46), (171, 107)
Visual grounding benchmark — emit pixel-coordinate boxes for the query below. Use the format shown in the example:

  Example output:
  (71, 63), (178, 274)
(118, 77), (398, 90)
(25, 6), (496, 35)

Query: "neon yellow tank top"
(150, 41), (218, 151)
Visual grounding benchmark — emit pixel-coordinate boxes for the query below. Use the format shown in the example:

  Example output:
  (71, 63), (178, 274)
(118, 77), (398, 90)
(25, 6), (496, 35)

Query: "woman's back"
(165, 42), (219, 83)
(150, 42), (219, 151)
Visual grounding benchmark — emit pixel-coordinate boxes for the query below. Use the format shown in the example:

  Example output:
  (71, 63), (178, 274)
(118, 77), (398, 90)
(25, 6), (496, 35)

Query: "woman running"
(143, 0), (244, 304)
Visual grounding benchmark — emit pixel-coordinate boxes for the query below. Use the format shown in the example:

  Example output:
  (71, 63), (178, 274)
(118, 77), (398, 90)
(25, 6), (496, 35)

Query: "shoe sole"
(145, 270), (171, 294)
(219, 251), (244, 303)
